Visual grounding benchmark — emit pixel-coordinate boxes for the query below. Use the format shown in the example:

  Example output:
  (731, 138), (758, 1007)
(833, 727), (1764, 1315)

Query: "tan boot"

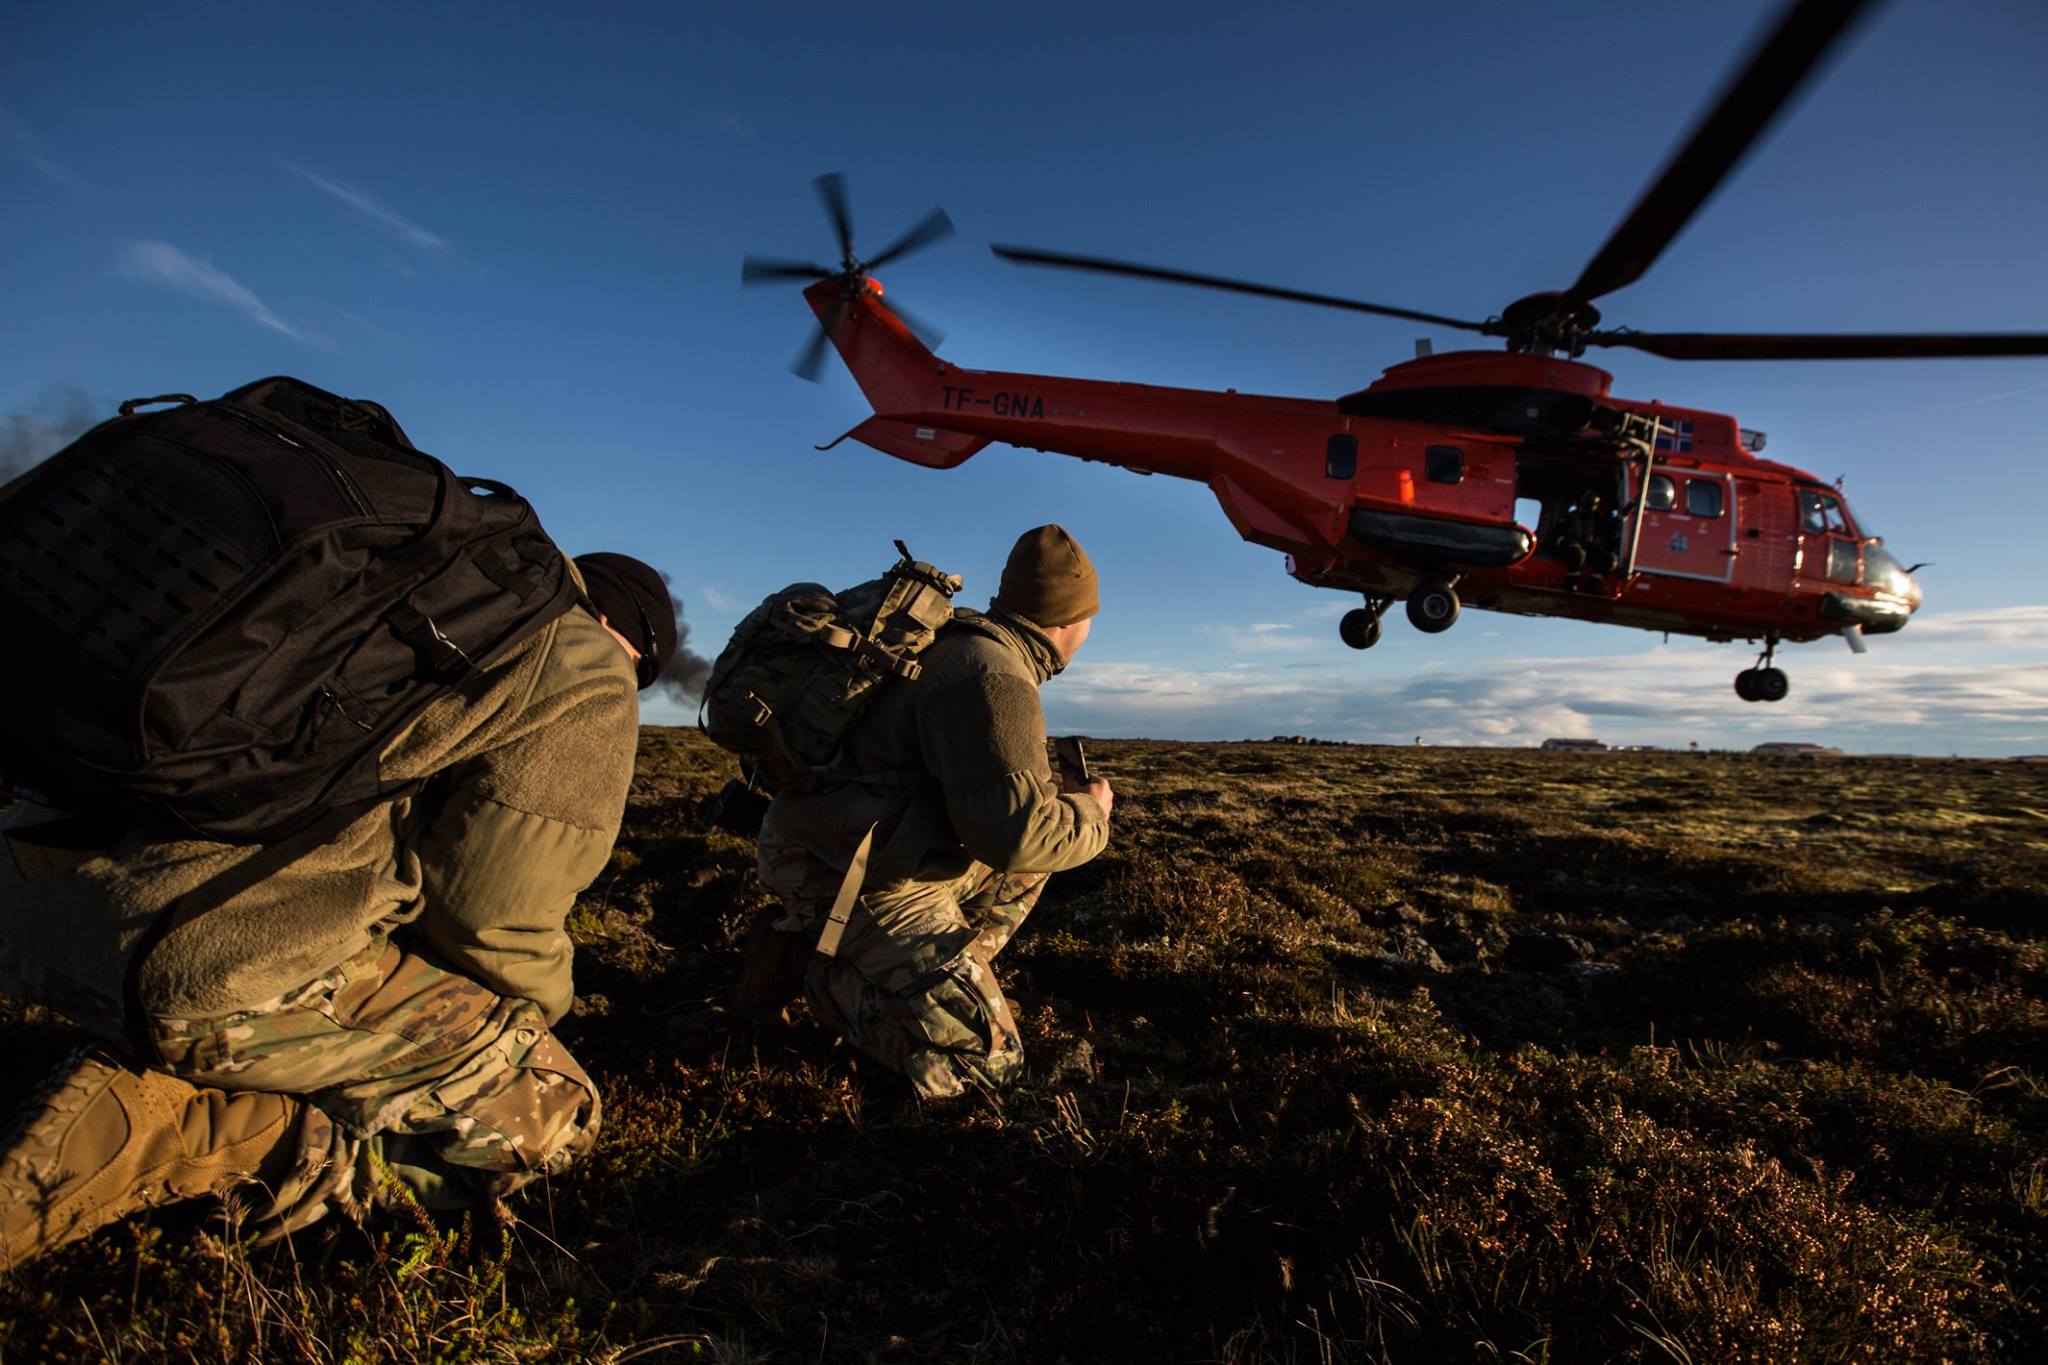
(0, 1048), (301, 1269)
(732, 911), (815, 1022)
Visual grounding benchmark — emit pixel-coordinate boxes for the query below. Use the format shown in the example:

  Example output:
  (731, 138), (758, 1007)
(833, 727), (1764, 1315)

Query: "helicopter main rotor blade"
(1590, 330), (2048, 361)
(866, 207), (957, 273)
(1566, 0), (1879, 305)
(991, 244), (1492, 333)
(741, 256), (833, 286)
(815, 172), (855, 263)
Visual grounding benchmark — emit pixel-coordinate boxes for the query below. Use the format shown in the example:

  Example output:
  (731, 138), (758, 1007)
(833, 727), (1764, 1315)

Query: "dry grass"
(2, 732), (2044, 1360)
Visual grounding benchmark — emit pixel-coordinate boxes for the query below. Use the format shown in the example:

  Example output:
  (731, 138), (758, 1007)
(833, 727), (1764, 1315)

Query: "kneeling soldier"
(0, 553), (672, 1265)
(749, 525), (1114, 1100)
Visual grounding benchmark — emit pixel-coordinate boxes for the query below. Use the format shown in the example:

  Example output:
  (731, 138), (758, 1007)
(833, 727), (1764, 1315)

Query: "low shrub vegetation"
(3, 734), (2042, 1360)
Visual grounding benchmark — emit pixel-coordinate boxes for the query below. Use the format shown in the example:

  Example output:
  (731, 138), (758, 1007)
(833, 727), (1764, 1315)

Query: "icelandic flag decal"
(1654, 419), (1694, 453)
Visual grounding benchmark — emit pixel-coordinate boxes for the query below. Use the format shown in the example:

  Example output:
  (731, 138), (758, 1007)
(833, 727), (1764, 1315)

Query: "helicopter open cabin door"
(1630, 467), (1737, 583)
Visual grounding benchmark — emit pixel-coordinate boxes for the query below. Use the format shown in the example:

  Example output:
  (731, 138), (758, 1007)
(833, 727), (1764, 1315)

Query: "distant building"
(1751, 741), (1844, 757)
(1540, 737), (1606, 752)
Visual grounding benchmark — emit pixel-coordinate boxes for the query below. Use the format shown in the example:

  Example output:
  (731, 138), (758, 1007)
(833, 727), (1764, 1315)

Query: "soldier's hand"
(1080, 776), (1114, 821)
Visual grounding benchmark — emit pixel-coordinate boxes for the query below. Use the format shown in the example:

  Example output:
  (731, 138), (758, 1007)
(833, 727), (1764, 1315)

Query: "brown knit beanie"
(992, 524), (1099, 627)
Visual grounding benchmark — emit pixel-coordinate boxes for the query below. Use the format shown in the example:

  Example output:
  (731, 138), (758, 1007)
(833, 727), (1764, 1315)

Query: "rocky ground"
(2, 731), (2044, 1361)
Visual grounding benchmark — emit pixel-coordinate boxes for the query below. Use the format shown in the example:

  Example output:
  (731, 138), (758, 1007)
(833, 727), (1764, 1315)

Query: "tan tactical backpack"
(701, 541), (962, 794)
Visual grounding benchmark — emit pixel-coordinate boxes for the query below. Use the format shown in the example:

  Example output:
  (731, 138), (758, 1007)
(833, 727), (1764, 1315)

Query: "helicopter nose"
(1835, 545), (1921, 636)
(1890, 554), (1926, 616)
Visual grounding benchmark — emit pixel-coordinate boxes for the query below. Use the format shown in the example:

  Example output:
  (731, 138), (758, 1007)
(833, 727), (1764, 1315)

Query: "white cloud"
(1887, 604), (2048, 646)
(0, 105), (71, 185)
(1046, 605), (2048, 754)
(701, 585), (748, 612)
(115, 242), (304, 341)
(1826, 380), (2048, 430)
(1200, 620), (1315, 654)
(282, 161), (449, 252)
(714, 113), (760, 144)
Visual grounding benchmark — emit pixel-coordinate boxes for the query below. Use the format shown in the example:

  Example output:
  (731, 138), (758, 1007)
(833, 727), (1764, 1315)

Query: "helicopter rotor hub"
(1497, 293), (1602, 357)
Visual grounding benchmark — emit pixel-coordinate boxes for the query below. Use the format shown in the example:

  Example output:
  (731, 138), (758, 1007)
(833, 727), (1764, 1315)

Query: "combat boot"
(0, 1048), (302, 1269)
(732, 911), (815, 1022)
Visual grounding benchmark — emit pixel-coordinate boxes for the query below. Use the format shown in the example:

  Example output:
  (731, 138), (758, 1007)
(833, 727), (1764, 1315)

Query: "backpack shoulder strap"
(812, 822), (877, 960)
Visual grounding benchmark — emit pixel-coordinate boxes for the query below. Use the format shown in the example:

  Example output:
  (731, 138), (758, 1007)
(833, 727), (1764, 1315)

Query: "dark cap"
(575, 552), (676, 690)
(992, 524), (1099, 628)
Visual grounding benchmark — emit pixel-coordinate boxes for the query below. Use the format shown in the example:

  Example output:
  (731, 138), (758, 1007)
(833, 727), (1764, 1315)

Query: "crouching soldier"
(0, 552), (673, 1266)
(744, 525), (1113, 1100)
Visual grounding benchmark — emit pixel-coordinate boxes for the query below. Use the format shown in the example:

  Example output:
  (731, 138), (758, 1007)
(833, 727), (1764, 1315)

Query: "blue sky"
(5, 0), (2044, 753)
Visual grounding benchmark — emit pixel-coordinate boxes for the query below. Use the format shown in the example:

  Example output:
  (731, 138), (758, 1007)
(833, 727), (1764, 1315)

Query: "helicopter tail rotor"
(742, 173), (956, 381)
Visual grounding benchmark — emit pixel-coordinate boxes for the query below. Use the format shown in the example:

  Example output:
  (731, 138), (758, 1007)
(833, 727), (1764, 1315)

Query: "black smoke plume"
(657, 573), (715, 702)
(1, 383), (98, 483)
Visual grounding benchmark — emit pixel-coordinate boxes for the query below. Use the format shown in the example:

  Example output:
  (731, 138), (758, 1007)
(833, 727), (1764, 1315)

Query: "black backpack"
(0, 376), (581, 842)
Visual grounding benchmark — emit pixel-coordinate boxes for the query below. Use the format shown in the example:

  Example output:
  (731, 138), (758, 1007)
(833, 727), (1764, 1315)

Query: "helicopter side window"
(1685, 479), (1724, 518)
(1825, 538), (1860, 583)
(1800, 489), (1850, 534)
(1646, 474), (1677, 511)
(1425, 445), (1464, 485)
(1325, 434), (1357, 480)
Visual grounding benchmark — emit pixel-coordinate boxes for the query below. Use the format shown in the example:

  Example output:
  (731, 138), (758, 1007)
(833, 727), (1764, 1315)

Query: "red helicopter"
(743, 0), (2047, 702)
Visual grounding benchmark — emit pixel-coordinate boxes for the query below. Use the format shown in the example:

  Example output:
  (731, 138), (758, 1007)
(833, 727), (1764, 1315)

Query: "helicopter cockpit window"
(1425, 445), (1464, 485)
(1685, 479), (1724, 518)
(1825, 537), (1860, 584)
(1799, 489), (1851, 535)
(1646, 474), (1677, 511)
(1325, 434), (1357, 480)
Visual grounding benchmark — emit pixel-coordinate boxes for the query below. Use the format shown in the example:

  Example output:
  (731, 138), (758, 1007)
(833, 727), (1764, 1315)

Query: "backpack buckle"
(889, 538), (962, 597)
(387, 602), (475, 680)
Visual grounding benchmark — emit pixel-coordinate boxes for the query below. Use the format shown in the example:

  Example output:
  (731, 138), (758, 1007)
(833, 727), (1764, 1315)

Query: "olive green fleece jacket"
(764, 606), (1108, 887)
(0, 607), (638, 1029)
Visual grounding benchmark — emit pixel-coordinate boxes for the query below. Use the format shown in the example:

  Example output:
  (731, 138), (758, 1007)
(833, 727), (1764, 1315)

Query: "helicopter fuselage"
(811, 279), (1921, 651)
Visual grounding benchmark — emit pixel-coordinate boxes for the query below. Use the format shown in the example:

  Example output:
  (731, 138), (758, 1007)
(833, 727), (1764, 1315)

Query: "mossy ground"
(3, 732), (2044, 1361)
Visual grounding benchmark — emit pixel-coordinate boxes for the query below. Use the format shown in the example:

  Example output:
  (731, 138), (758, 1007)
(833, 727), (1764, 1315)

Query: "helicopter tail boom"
(800, 278), (995, 467)
(805, 278), (937, 411)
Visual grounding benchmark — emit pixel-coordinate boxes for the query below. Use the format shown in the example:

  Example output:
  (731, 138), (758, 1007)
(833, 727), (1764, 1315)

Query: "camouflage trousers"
(759, 838), (1050, 1100)
(140, 938), (601, 1232)
(2, 808), (598, 1236)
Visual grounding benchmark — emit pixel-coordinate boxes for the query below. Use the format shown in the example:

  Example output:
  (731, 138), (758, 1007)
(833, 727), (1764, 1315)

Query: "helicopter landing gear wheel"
(1734, 639), (1789, 703)
(1340, 596), (1392, 650)
(1406, 579), (1460, 634)
(1339, 608), (1383, 650)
